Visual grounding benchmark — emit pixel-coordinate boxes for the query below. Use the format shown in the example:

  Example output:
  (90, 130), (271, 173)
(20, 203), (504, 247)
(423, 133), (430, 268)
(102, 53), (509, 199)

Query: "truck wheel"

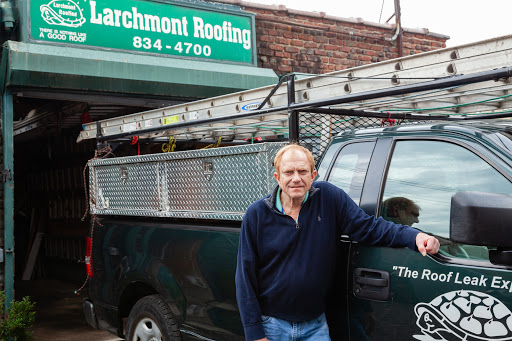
(126, 295), (181, 341)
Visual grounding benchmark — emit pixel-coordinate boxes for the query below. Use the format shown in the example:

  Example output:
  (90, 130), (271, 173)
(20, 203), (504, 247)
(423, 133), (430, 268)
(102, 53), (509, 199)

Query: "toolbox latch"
(203, 161), (214, 181)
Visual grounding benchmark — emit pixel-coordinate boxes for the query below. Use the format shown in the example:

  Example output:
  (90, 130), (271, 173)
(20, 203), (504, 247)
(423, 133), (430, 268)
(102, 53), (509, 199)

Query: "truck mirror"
(450, 191), (512, 248)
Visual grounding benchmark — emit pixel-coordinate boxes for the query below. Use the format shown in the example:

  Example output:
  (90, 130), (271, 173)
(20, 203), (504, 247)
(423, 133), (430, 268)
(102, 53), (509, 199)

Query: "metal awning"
(1, 40), (278, 98)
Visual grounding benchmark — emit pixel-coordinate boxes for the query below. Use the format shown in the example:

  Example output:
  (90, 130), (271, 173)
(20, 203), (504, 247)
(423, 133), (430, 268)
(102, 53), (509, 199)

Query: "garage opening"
(12, 92), (183, 339)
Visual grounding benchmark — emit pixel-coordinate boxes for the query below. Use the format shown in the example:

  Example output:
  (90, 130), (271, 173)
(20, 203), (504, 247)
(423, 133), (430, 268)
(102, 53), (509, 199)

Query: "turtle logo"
(40, 0), (86, 28)
(414, 290), (512, 341)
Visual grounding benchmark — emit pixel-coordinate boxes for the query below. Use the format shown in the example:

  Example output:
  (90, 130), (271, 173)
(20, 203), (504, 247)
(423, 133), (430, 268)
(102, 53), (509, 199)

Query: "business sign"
(28, 0), (255, 64)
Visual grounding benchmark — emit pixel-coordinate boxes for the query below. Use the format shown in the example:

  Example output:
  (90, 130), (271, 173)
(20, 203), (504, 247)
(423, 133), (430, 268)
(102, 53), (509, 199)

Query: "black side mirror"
(450, 191), (512, 247)
(450, 191), (512, 266)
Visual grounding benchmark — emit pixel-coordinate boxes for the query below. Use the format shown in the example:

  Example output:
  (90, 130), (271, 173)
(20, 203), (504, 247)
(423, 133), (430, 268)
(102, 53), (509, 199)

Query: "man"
(235, 144), (440, 341)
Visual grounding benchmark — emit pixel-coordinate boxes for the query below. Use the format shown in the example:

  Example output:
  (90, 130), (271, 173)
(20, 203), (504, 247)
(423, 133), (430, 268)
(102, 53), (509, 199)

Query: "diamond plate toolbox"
(88, 142), (285, 220)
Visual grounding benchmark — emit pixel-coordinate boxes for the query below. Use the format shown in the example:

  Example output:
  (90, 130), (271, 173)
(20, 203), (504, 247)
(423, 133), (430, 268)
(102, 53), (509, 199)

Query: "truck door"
(339, 137), (512, 340)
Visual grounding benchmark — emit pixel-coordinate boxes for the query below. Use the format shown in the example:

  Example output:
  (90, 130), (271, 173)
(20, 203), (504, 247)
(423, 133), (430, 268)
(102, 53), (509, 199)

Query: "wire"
(379, 0), (385, 22)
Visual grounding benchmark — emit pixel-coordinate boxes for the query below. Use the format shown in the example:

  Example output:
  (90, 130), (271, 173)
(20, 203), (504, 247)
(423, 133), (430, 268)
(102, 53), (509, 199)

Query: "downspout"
(1, 0), (16, 310)
(2, 89), (14, 310)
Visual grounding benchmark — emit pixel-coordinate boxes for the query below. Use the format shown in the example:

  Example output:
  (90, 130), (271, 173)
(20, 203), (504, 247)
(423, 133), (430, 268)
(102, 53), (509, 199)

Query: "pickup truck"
(82, 119), (512, 341)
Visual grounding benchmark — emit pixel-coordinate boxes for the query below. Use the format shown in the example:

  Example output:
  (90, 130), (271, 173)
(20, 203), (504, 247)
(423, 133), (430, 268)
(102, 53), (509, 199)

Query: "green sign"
(28, 0), (255, 64)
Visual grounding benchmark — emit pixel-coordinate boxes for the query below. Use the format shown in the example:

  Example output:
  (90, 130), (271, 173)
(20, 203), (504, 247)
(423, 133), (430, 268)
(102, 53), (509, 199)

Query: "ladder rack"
(78, 35), (512, 143)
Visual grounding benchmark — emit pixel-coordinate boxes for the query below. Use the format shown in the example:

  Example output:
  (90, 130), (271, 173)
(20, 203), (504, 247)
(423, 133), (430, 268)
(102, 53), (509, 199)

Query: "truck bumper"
(83, 299), (99, 329)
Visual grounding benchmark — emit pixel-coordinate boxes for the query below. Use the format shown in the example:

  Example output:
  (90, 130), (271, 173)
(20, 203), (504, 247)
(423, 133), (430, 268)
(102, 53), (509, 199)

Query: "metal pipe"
(97, 67), (512, 142)
(287, 75), (299, 143)
(257, 74), (288, 110)
(2, 90), (14, 309)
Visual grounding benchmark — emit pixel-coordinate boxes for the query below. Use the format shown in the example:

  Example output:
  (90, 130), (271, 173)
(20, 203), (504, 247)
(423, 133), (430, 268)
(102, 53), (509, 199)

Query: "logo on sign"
(40, 0), (86, 28)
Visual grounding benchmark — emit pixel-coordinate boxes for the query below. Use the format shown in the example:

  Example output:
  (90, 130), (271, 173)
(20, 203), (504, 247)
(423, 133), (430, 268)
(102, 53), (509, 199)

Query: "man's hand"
(416, 232), (440, 256)
(254, 338), (268, 341)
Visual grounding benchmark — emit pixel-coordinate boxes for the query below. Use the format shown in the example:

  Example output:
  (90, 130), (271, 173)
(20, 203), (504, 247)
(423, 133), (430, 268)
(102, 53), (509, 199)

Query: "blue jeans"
(261, 313), (330, 341)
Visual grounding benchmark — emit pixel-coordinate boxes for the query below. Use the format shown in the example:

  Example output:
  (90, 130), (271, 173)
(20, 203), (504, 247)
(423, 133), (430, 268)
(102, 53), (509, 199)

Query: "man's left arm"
(340, 192), (440, 255)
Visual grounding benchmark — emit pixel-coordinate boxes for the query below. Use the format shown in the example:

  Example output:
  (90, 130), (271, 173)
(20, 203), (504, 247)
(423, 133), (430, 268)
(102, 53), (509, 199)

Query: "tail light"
(85, 236), (93, 278)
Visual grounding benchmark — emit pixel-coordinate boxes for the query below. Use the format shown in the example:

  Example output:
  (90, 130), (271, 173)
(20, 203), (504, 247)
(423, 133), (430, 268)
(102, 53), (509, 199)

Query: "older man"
(235, 144), (439, 341)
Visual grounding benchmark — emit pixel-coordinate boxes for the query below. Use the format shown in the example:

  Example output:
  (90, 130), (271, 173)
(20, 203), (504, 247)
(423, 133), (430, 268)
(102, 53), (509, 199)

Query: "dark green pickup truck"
(83, 119), (512, 341)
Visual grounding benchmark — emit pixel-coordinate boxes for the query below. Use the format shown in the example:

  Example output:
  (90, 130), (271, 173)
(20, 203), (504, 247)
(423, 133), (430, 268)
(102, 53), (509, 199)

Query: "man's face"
(274, 149), (317, 202)
(398, 205), (420, 227)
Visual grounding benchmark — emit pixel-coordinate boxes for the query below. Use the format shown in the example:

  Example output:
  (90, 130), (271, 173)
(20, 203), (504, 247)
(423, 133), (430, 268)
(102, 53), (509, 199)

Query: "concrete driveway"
(16, 279), (123, 341)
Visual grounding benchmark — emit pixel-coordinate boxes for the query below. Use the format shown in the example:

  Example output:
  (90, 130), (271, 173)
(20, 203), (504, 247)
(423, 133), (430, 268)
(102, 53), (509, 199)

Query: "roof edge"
(213, 0), (450, 40)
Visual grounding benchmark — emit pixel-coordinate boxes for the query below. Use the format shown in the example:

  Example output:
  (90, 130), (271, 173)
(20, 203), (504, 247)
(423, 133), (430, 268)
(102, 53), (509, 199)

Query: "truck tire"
(126, 295), (181, 341)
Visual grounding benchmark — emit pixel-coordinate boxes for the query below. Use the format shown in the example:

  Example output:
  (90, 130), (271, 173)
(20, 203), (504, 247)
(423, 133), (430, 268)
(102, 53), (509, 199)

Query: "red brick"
(259, 35), (273, 42)
(304, 42), (318, 48)
(278, 65), (292, 72)
(258, 48), (274, 56)
(268, 29), (278, 36)
(307, 55), (322, 62)
(328, 57), (343, 64)
(293, 66), (309, 73)
(275, 23), (291, 31)
(324, 44), (338, 51)
(314, 36), (329, 43)
(275, 37), (290, 44)
(291, 39), (304, 47)
(269, 44), (284, 51)
(285, 46), (300, 53)
(298, 34), (314, 41)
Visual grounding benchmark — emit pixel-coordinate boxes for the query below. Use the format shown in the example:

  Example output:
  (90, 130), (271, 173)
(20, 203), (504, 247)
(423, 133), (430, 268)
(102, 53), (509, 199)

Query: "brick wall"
(215, 1), (449, 76)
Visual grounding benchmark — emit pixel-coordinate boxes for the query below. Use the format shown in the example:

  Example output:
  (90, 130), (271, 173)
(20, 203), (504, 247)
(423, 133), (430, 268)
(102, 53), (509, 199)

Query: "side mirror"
(450, 191), (512, 247)
(450, 191), (512, 266)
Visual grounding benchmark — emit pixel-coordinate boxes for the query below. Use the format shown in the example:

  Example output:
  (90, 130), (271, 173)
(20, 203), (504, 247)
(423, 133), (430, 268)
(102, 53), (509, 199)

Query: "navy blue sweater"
(235, 181), (419, 340)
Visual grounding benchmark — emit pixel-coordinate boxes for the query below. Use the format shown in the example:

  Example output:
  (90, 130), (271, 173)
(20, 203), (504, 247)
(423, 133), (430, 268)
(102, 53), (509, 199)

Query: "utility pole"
(394, 0), (403, 57)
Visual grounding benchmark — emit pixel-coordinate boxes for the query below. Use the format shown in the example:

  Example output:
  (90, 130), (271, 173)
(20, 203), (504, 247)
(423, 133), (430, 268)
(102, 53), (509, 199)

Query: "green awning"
(2, 41), (278, 99)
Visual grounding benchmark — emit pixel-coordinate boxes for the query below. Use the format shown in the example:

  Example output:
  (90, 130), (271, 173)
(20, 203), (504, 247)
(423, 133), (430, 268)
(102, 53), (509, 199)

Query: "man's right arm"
(235, 210), (267, 341)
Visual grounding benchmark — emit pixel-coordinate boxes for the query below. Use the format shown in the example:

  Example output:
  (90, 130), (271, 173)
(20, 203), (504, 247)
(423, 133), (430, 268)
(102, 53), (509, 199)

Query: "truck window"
(327, 141), (375, 205)
(381, 140), (512, 261)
